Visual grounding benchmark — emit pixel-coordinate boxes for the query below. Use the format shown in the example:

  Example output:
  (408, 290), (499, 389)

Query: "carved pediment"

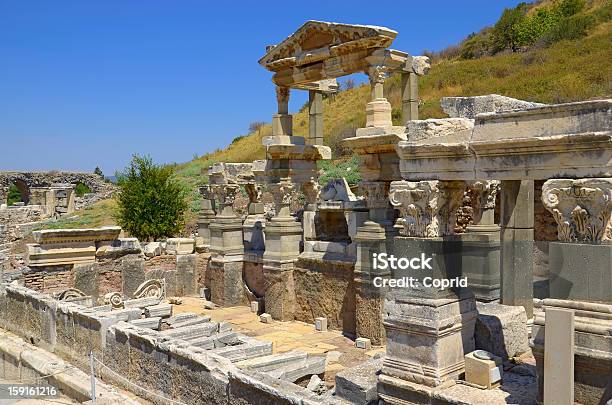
(259, 20), (397, 73)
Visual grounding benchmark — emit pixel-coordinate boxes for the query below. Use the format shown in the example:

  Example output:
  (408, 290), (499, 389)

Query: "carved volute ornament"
(211, 184), (240, 216)
(542, 178), (612, 243)
(389, 180), (465, 237)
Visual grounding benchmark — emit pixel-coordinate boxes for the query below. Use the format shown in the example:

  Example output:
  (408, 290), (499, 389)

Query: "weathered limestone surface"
(440, 94), (545, 119)
(475, 302), (529, 360)
(335, 357), (382, 404)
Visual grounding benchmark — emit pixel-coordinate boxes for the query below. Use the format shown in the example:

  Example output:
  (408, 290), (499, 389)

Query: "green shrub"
(317, 155), (362, 186)
(542, 12), (595, 43)
(74, 183), (92, 197)
(114, 155), (188, 241)
(6, 184), (23, 206)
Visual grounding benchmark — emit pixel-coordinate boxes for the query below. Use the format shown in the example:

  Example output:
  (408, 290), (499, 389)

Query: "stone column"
(0, 186), (8, 207)
(301, 177), (321, 242)
(401, 71), (418, 122)
(462, 180), (501, 301)
(378, 180), (478, 403)
(243, 183), (265, 253)
(308, 90), (323, 145)
(197, 185), (216, 251)
(365, 64), (392, 128)
(208, 184), (246, 306)
(541, 178), (612, 301)
(499, 180), (534, 318)
(272, 86), (292, 136)
(263, 180), (302, 320)
(353, 181), (394, 344)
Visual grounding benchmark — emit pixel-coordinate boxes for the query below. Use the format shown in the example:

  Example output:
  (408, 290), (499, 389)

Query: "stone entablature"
(396, 99), (612, 181)
(542, 178), (612, 243)
(27, 226), (122, 267)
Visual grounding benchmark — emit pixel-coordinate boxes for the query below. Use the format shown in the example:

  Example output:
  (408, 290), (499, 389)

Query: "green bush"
(74, 183), (92, 197)
(114, 155), (188, 241)
(6, 184), (23, 206)
(542, 12), (595, 43)
(317, 155), (362, 186)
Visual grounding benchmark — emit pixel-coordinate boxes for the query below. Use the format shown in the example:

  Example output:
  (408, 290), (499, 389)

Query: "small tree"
(248, 121), (266, 134)
(94, 166), (104, 178)
(114, 155), (188, 241)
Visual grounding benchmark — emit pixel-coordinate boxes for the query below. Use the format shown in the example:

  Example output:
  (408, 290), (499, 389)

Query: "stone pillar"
(301, 178), (321, 242)
(462, 180), (502, 302)
(0, 186), (7, 207)
(308, 90), (323, 145)
(365, 64), (392, 128)
(500, 180), (534, 318)
(541, 178), (612, 301)
(197, 185), (216, 251)
(353, 181), (395, 344)
(243, 183), (266, 253)
(208, 184), (247, 306)
(272, 86), (292, 136)
(379, 180), (477, 403)
(401, 71), (418, 122)
(263, 181), (302, 321)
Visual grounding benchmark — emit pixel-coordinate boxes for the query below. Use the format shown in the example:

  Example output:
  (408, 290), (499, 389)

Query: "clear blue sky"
(0, 0), (524, 175)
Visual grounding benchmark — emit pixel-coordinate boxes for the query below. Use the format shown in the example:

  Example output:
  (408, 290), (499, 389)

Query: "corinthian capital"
(211, 184), (240, 210)
(301, 178), (321, 205)
(367, 65), (390, 85)
(542, 178), (612, 243)
(268, 181), (296, 218)
(469, 180), (500, 225)
(389, 180), (465, 237)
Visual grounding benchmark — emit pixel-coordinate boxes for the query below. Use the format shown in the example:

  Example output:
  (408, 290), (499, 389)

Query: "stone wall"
(0, 283), (342, 405)
(0, 205), (46, 244)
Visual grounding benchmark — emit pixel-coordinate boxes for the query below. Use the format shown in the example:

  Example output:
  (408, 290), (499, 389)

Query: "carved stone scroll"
(389, 180), (465, 237)
(104, 291), (124, 309)
(133, 279), (166, 300)
(542, 178), (612, 243)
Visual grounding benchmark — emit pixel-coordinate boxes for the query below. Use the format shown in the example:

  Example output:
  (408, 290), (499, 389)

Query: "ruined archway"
(7, 179), (30, 205)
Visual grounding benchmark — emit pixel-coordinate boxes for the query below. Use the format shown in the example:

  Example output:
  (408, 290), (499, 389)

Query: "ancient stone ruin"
(0, 20), (610, 405)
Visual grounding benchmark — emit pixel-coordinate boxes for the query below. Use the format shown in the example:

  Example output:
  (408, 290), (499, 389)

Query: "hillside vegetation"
(179, 0), (611, 182)
(46, 0), (611, 231)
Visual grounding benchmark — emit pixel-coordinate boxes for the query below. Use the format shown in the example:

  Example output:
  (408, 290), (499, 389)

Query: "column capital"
(211, 184), (240, 216)
(301, 178), (321, 206)
(276, 86), (290, 114)
(244, 183), (263, 204)
(542, 178), (612, 243)
(198, 184), (214, 200)
(469, 180), (500, 225)
(389, 180), (465, 237)
(268, 181), (296, 218)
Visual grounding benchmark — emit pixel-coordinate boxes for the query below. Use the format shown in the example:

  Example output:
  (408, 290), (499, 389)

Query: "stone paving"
(172, 297), (385, 383)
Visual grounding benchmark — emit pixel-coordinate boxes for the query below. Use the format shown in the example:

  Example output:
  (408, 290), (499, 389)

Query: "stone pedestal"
(354, 220), (388, 345)
(549, 242), (612, 301)
(208, 255), (248, 306)
(209, 185), (244, 257)
(460, 226), (501, 302)
(366, 99), (392, 128)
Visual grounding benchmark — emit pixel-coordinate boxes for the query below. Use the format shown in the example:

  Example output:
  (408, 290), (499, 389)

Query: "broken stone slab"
(143, 242), (162, 258)
(99, 308), (142, 322)
(405, 118), (474, 143)
(143, 303), (172, 318)
(188, 331), (239, 349)
(91, 304), (112, 312)
(306, 374), (327, 395)
(267, 356), (326, 382)
(260, 313), (273, 323)
(475, 301), (529, 360)
(170, 315), (212, 329)
(165, 238), (195, 255)
(218, 321), (232, 333)
(95, 237), (142, 259)
(165, 312), (198, 325)
(211, 340), (273, 362)
(123, 296), (162, 309)
(129, 317), (162, 330)
(160, 322), (219, 340)
(440, 94), (545, 119)
(236, 350), (309, 372)
(335, 358), (382, 404)
(203, 300), (216, 310)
